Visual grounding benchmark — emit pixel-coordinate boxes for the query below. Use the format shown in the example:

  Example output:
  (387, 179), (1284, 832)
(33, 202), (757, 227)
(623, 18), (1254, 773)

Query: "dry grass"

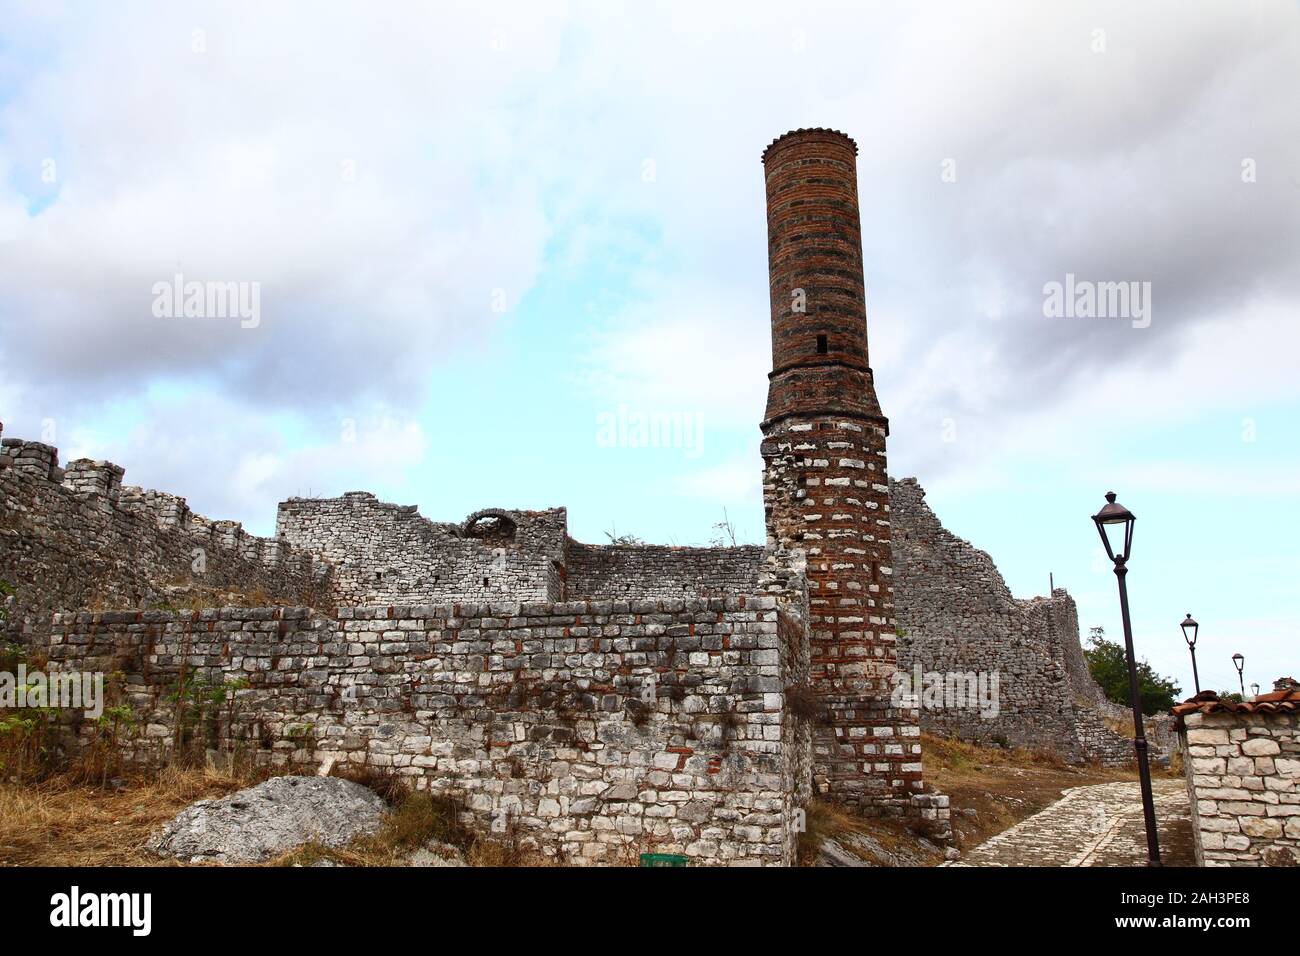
(797, 799), (945, 866)
(273, 789), (556, 868)
(921, 733), (1076, 774)
(464, 839), (556, 868)
(1102, 714), (1137, 739)
(797, 799), (867, 863)
(0, 766), (249, 866)
(149, 582), (289, 613)
(328, 763), (410, 805)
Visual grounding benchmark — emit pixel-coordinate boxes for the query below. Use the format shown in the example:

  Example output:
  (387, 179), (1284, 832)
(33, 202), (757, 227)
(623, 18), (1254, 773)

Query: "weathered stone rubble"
(0, 423), (332, 643)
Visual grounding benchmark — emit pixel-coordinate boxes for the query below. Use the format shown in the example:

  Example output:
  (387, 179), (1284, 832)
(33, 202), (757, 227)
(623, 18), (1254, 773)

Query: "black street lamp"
(1251, 683), (1260, 699)
(1232, 653), (1246, 698)
(1093, 491), (1161, 866)
(1181, 613), (1201, 695)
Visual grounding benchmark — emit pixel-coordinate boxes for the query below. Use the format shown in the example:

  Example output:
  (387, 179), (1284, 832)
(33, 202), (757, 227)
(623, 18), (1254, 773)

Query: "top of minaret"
(761, 127), (859, 163)
(760, 128), (885, 429)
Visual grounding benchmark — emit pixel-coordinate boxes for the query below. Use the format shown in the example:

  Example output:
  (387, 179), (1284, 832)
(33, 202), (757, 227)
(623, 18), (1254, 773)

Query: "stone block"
(1242, 738), (1281, 757)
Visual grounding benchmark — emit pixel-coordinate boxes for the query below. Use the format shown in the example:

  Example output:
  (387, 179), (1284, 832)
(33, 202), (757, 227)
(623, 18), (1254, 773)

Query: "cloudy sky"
(1, 0), (1297, 696)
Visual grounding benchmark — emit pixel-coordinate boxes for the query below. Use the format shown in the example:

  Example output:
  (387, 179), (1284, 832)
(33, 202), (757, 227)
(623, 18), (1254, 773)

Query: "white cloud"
(0, 1), (563, 417)
(5, 1), (1297, 445)
(573, 282), (768, 427)
(2, 0), (1298, 554)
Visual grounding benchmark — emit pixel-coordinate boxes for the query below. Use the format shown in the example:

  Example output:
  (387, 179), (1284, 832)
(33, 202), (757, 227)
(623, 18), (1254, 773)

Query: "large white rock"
(147, 776), (387, 864)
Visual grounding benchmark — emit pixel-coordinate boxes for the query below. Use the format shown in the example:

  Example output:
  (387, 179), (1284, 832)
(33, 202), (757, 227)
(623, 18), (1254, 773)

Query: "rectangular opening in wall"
(483, 577), (489, 588)
(816, 334), (828, 354)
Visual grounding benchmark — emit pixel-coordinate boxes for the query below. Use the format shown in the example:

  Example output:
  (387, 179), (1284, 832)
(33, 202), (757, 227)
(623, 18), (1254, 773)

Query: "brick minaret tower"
(759, 128), (921, 813)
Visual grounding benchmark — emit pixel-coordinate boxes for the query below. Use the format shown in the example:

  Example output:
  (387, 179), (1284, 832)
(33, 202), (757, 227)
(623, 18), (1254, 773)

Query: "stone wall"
(0, 426), (330, 641)
(277, 495), (567, 606)
(1179, 700), (1300, 866)
(890, 476), (1136, 765)
(39, 594), (811, 866)
(566, 542), (764, 600)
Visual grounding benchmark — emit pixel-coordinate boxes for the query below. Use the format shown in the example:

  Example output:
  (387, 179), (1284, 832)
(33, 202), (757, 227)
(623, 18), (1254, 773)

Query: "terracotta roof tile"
(1172, 684), (1300, 724)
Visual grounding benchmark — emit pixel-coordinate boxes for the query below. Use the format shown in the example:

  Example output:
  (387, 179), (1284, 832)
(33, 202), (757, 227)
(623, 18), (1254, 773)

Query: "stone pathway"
(950, 780), (1196, 867)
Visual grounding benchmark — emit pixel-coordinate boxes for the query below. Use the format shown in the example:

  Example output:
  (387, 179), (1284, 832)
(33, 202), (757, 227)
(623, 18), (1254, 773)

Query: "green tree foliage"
(1084, 628), (1182, 716)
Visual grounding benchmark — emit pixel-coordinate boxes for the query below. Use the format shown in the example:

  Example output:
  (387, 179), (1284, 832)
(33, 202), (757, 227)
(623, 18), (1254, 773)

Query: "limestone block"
(1240, 817), (1284, 839)
(1242, 738), (1281, 757)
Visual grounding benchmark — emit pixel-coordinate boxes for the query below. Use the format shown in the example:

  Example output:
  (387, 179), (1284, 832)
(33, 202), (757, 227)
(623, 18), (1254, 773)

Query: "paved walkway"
(950, 780), (1196, 867)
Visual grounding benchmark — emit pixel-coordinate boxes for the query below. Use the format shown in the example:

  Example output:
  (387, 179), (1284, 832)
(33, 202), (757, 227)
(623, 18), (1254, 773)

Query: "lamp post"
(1180, 613), (1200, 695)
(1251, 683), (1260, 699)
(1232, 653), (1245, 698)
(1093, 491), (1161, 866)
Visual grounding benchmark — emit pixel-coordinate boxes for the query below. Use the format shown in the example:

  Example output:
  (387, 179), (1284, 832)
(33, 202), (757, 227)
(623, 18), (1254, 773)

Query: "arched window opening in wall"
(462, 508), (518, 545)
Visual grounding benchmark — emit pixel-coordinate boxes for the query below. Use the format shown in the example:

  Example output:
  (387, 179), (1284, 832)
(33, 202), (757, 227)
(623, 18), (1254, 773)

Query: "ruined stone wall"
(755, 547), (814, 814)
(890, 476), (1135, 765)
(279, 492), (767, 608)
(0, 426), (330, 641)
(1181, 709), (1300, 866)
(565, 543), (764, 600)
(277, 494), (567, 605)
(39, 595), (810, 866)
